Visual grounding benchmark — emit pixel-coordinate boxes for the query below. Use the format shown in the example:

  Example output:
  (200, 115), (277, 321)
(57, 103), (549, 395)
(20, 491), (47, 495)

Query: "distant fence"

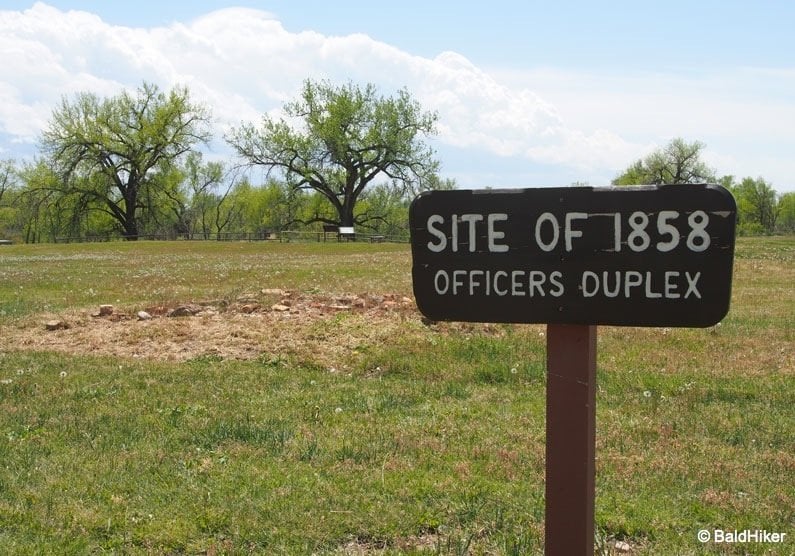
(53, 230), (409, 244)
(54, 232), (277, 243)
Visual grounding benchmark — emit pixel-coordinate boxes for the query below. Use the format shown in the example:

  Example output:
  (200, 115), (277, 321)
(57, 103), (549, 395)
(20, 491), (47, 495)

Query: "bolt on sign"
(409, 185), (737, 327)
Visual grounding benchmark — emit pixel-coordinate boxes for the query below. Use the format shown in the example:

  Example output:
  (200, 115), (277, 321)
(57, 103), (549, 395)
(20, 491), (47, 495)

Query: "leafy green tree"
(15, 161), (63, 242)
(0, 159), (15, 207)
(777, 192), (795, 233)
(355, 183), (410, 239)
(261, 180), (306, 232)
(300, 190), (339, 228)
(151, 162), (193, 238)
(229, 180), (267, 235)
(613, 138), (716, 185)
(175, 152), (225, 239)
(0, 159), (19, 239)
(232, 179), (307, 235)
(206, 169), (248, 238)
(39, 82), (211, 240)
(227, 79), (440, 228)
(732, 177), (779, 234)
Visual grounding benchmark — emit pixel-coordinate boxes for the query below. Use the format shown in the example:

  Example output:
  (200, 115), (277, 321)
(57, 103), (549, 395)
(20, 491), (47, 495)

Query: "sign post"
(545, 324), (596, 555)
(409, 185), (736, 555)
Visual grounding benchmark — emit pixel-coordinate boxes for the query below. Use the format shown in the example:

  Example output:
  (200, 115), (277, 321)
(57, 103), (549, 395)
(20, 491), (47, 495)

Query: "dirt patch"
(0, 292), (420, 367)
(335, 532), (440, 555)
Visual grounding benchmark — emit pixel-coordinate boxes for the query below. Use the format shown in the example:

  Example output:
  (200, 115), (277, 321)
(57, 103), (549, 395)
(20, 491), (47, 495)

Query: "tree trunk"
(121, 205), (139, 240)
(339, 195), (356, 227)
(121, 187), (139, 240)
(122, 219), (139, 241)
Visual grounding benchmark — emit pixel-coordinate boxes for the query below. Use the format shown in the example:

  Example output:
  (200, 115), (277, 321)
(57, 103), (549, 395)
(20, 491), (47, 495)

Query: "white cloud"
(494, 67), (795, 187)
(0, 3), (640, 172)
(0, 3), (792, 191)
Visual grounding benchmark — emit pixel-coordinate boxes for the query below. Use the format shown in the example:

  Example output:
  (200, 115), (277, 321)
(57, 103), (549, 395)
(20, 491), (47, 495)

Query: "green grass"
(0, 241), (412, 320)
(0, 238), (793, 554)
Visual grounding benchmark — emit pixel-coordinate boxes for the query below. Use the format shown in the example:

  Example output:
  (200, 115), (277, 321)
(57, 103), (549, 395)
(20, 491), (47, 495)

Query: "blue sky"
(5, 1), (793, 69)
(1, 1), (794, 191)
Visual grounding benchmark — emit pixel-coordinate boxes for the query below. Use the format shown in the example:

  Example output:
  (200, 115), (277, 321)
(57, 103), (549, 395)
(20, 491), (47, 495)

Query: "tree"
(732, 177), (779, 234)
(16, 161), (63, 243)
(175, 152), (225, 239)
(355, 183), (411, 239)
(613, 138), (716, 185)
(777, 192), (795, 234)
(0, 159), (15, 207)
(211, 169), (247, 237)
(39, 82), (211, 240)
(0, 159), (19, 239)
(227, 79), (440, 228)
(232, 179), (306, 235)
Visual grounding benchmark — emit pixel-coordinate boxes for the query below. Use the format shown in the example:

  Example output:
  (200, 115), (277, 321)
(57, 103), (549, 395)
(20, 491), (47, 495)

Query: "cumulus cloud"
(0, 3), (671, 180)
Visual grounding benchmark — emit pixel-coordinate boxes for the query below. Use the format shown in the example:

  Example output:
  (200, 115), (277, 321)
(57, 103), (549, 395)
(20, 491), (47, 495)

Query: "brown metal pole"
(545, 324), (597, 555)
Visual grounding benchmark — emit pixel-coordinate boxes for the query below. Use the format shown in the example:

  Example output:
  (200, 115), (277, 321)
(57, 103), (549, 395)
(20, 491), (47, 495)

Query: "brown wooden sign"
(409, 185), (736, 327)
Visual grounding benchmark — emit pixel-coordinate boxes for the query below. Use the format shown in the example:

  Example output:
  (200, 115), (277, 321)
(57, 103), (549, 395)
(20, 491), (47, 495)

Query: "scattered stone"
(271, 304), (291, 312)
(328, 304), (351, 311)
(401, 296), (413, 304)
(98, 304), (114, 316)
(239, 304), (260, 314)
(137, 311), (152, 321)
(45, 320), (69, 331)
(614, 540), (632, 553)
(167, 304), (202, 317)
(262, 288), (287, 296)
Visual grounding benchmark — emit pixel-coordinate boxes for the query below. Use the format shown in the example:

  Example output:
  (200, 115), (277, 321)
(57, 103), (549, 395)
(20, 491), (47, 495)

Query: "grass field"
(0, 238), (793, 555)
